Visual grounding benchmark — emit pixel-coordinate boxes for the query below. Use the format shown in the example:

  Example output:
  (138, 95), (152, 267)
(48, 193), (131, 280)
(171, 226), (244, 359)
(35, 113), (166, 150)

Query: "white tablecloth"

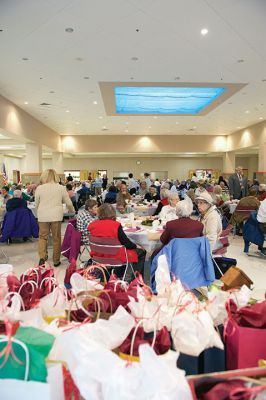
(123, 226), (162, 255)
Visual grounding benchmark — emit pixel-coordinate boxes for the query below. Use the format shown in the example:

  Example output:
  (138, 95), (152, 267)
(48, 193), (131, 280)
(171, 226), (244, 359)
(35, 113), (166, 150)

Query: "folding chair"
(212, 224), (234, 277)
(88, 235), (135, 281)
(231, 206), (258, 236)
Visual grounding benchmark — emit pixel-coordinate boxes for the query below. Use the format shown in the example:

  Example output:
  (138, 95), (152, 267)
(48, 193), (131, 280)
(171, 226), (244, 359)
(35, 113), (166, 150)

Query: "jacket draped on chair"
(0, 208), (39, 242)
(150, 236), (215, 291)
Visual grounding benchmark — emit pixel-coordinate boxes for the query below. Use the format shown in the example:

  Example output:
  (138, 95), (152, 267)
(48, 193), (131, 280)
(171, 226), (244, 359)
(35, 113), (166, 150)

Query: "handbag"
(221, 266), (253, 290)
(213, 257), (237, 279)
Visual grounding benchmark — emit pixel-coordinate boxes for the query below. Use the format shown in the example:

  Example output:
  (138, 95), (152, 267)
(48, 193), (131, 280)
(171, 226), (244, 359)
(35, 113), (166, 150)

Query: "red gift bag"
(225, 319), (266, 370)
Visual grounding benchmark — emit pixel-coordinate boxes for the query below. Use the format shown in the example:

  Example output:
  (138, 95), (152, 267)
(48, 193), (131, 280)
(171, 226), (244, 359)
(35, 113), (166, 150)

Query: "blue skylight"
(115, 86), (225, 114)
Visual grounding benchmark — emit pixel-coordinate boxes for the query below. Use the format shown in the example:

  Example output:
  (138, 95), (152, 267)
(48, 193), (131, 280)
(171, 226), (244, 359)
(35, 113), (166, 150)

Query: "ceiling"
(0, 0), (266, 142)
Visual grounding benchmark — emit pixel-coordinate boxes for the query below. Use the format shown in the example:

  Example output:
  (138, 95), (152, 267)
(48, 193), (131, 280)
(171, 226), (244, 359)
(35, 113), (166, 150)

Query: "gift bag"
(225, 319), (266, 369)
(0, 326), (55, 382)
(0, 363), (64, 400)
(221, 267), (253, 290)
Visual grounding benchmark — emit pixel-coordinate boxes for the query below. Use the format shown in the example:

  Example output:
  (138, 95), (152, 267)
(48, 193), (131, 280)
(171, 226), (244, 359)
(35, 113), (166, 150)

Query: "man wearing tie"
(228, 166), (248, 199)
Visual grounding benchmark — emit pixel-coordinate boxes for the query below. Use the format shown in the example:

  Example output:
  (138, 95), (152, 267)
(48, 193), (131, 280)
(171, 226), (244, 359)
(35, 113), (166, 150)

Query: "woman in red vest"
(88, 203), (146, 277)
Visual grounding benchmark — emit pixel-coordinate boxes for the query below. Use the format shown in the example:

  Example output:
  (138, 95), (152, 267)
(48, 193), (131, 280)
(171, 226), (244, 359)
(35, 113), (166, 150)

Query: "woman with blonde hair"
(35, 169), (75, 266)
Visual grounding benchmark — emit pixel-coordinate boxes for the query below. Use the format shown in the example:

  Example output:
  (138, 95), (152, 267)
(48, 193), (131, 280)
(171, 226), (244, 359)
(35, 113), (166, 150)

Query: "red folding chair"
(88, 235), (135, 280)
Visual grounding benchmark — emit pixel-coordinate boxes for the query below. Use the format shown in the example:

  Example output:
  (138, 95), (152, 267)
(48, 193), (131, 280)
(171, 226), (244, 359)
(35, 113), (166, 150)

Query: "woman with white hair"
(153, 188), (170, 215)
(35, 169), (75, 267)
(6, 190), (27, 212)
(195, 191), (222, 251)
(159, 192), (180, 224)
(159, 200), (204, 247)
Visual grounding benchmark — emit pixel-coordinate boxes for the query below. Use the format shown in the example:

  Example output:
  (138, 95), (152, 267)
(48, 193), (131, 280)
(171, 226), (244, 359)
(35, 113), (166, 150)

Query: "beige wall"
(61, 135), (227, 154)
(54, 156), (224, 180)
(0, 95), (61, 151)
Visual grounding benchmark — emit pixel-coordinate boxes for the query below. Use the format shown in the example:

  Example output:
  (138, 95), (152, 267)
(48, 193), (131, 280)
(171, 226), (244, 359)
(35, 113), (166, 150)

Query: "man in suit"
(228, 166), (248, 200)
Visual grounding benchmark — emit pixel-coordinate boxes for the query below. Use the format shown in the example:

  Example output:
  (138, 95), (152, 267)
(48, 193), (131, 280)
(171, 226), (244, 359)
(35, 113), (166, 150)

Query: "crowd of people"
(1, 166), (266, 268)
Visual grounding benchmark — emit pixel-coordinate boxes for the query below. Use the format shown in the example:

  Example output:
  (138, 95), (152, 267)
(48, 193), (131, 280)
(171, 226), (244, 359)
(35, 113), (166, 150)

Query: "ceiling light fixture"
(259, 117), (263, 120)
(245, 110), (250, 114)
(125, 129), (128, 133)
(176, 121), (179, 124)
(24, 101), (28, 105)
(148, 126), (151, 129)
(93, 101), (98, 105)
(76, 121), (80, 124)
(66, 110), (70, 113)
(99, 116), (103, 119)
(200, 28), (208, 36)
(153, 116), (158, 119)
(65, 27), (74, 33)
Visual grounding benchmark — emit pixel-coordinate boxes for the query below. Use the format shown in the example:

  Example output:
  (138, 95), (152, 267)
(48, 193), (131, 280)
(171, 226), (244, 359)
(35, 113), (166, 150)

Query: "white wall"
(3, 156), (22, 182)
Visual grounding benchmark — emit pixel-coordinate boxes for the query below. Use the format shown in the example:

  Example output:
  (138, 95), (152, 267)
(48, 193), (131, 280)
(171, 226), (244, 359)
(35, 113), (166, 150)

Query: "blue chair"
(150, 237), (215, 291)
(0, 208), (39, 243)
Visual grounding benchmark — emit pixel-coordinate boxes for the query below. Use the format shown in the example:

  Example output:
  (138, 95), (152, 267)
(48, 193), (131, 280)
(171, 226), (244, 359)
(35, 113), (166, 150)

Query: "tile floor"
(0, 225), (265, 300)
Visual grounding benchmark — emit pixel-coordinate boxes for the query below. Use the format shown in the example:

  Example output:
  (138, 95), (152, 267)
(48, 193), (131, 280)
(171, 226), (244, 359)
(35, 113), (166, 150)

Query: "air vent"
(40, 102), (51, 106)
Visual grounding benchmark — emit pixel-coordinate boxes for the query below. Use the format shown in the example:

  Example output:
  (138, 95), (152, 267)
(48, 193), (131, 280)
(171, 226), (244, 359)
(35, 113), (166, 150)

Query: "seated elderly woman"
(195, 191), (222, 251)
(6, 190), (27, 212)
(144, 185), (160, 202)
(153, 188), (170, 215)
(88, 203), (146, 277)
(116, 183), (131, 214)
(211, 185), (224, 206)
(159, 192), (180, 224)
(138, 181), (148, 197)
(160, 200), (204, 247)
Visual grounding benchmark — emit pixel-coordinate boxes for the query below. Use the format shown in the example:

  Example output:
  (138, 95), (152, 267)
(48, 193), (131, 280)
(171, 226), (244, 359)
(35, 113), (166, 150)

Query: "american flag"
(2, 163), (8, 185)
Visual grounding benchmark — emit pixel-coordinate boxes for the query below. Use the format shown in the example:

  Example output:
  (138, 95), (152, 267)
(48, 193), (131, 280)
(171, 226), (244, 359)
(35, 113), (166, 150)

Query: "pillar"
(52, 152), (64, 174)
(258, 141), (266, 182)
(24, 143), (42, 173)
(222, 152), (235, 180)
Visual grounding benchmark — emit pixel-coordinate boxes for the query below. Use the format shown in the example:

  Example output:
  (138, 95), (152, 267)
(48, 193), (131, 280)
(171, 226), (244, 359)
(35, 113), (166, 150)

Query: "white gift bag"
(171, 310), (224, 356)
(70, 272), (103, 294)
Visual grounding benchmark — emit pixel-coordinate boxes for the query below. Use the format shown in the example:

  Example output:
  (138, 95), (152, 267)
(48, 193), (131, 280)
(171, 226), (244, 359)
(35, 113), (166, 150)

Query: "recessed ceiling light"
(237, 126), (242, 129)
(83, 76), (90, 79)
(24, 101), (28, 105)
(66, 110), (70, 113)
(148, 126), (151, 129)
(125, 121), (129, 125)
(153, 116), (158, 119)
(65, 27), (74, 33)
(99, 116), (103, 119)
(131, 57), (138, 61)
(93, 101), (98, 105)
(200, 28), (208, 36)
(22, 57), (29, 61)
(245, 110), (250, 114)
(76, 121), (80, 124)
(175, 121), (179, 124)
(102, 126), (107, 129)
(125, 129), (128, 133)
(259, 117), (263, 120)
(193, 126), (197, 129)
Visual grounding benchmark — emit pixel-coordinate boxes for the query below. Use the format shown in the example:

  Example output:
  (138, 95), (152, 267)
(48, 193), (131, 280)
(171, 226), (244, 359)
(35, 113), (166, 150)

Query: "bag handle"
(0, 336), (29, 380)
(130, 319), (157, 357)
(18, 280), (38, 296)
(4, 291), (25, 312)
